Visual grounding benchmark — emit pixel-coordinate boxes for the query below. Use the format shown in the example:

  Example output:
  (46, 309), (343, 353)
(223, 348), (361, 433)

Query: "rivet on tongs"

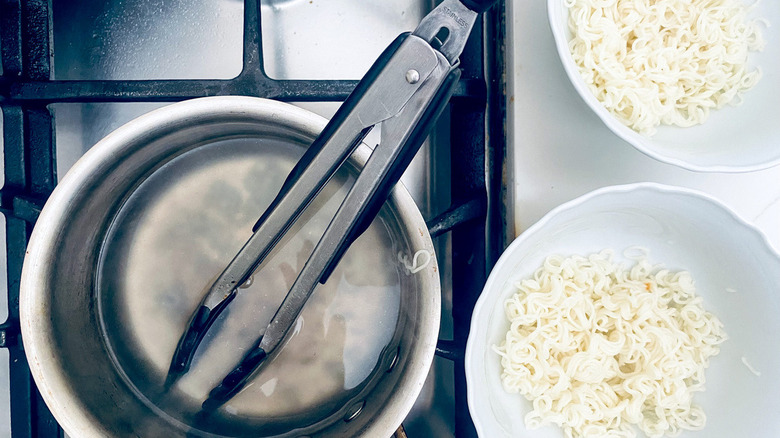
(405, 69), (420, 84)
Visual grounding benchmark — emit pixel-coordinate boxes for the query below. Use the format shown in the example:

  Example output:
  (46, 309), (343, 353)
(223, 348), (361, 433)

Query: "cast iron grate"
(0, 0), (506, 436)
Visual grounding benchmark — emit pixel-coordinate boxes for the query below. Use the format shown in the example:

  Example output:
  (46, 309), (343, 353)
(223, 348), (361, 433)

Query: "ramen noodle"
(494, 250), (726, 437)
(566, 0), (766, 135)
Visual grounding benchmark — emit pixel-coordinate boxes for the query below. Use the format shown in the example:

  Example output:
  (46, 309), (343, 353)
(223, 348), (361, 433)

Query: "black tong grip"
(202, 342), (267, 411)
(168, 290), (237, 377)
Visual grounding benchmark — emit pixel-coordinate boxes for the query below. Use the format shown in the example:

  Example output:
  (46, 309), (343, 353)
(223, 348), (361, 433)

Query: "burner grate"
(0, 0), (506, 436)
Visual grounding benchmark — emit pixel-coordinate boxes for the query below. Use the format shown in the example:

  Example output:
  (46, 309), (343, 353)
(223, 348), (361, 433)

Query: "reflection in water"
(97, 137), (404, 436)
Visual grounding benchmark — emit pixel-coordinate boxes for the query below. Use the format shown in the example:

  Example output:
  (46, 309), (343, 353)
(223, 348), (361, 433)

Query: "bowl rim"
(546, 0), (780, 173)
(464, 181), (780, 436)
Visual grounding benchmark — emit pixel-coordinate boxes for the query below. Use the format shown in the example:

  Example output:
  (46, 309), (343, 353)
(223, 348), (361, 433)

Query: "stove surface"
(1, 0), (505, 436)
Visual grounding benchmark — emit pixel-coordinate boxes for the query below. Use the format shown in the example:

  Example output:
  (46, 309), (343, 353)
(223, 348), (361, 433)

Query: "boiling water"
(97, 138), (406, 436)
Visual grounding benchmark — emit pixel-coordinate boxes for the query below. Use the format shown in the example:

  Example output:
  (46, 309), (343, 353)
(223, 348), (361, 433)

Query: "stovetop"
(0, 1), (506, 436)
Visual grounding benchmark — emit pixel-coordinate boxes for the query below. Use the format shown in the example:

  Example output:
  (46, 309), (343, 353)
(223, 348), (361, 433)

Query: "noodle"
(494, 250), (726, 438)
(566, 0), (766, 135)
(398, 249), (433, 274)
(741, 356), (761, 377)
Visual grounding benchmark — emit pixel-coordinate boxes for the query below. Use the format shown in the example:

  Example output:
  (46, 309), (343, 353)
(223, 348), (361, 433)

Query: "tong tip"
(163, 370), (181, 389)
(165, 305), (212, 382)
(201, 343), (267, 411)
(164, 288), (240, 385)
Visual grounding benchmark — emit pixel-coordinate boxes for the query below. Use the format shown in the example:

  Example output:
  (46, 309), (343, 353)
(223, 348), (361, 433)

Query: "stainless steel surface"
(0, 213), (7, 438)
(52, 0), (244, 80)
(260, 0), (428, 80)
(0, 0), (457, 435)
(0, 90), (10, 438)
(412, 0), (478, 64)
(19, 97), (441, 437)
(0, 348), (7, 438)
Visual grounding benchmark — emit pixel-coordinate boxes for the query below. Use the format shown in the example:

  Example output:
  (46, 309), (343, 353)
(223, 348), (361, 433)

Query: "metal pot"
(19, 96), (440, 437)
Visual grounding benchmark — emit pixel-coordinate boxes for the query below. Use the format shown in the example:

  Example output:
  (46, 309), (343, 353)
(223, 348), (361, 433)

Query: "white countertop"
(506, 1), (780, 253)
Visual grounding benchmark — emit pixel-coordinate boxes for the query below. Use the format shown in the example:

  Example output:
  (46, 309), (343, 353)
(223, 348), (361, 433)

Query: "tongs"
(165, 0), (497, 410)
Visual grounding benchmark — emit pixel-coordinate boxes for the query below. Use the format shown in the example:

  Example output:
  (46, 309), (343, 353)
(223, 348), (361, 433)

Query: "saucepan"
(19, 96), (440, 437)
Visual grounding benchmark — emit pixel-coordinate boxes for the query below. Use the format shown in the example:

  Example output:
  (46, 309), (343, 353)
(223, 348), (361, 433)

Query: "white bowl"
(465, 183), (780, 437)
(548, 0), (780, 172)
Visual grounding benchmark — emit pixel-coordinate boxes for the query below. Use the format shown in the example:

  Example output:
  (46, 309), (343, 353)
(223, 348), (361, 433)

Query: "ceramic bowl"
(466, 183), (780, 437)
(548, 0), (780, 172)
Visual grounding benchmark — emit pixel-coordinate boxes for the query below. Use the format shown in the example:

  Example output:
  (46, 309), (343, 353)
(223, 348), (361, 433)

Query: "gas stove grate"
(0, 0), (506, 436)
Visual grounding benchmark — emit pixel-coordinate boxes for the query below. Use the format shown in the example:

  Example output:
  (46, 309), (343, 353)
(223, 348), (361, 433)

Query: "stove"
(0, 0), (506, 436)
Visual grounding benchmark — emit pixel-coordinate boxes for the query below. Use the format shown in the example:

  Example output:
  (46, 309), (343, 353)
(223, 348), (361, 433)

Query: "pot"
(20, 96), (440, 437)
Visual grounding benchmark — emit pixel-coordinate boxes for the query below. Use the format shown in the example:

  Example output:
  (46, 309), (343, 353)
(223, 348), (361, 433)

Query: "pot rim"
(20, 96), (440, 437)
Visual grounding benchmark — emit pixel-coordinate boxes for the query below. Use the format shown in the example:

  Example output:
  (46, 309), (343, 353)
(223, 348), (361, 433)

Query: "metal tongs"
(165, 0), (496, 410)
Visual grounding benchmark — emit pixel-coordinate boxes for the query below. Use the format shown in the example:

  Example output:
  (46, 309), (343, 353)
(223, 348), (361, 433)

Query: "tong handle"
(319, 67), (462, 284)
(258, 37), (458, 358)
(252, 33), (411, 233)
